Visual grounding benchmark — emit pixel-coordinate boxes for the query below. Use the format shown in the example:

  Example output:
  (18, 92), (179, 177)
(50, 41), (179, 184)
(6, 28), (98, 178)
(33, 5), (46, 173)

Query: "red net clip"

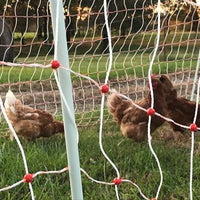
(147, 108), (155, 116)
(101, 84), (109, 93)
(113, 177), (123, 185)
(23, 173), (34, 183)
(190, 123), (197, 132)
(51, 60), (60, 70)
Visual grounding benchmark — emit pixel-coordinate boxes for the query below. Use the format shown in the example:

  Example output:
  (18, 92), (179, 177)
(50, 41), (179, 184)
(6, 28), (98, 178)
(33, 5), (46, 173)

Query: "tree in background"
(0, 0), (199, 48)
(0, 17), (13, 62)
(150, 0), (199, 31)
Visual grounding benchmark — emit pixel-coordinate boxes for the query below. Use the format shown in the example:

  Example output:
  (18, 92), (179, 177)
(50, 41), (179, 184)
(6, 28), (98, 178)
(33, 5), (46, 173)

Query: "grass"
(0, 30), (199, 85)
(0, 66), (53, 84)
(1, 124), (200, 199)
(0, 51), (199, 85)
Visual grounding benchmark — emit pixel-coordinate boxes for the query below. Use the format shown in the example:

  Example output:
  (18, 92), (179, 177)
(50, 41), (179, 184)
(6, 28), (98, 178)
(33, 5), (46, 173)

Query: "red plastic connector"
(147, 108), (155, 116)
(51, 60), (60, 69)
(190, 123), (197, 132)
(101, 84), (109, 93)
(23, 173), (34, 183)
(113, 177), (123, 185)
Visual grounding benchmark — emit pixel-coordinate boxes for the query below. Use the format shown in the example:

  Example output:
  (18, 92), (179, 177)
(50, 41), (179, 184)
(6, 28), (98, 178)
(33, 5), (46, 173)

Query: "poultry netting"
(0, 0), (200, 130)
(0, 0), (200, 199)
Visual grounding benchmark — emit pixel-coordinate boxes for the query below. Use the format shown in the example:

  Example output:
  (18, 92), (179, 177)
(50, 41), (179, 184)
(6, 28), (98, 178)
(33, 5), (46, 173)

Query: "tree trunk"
(0, 18), (13, 62)
(192, 9), (199, 31)
(102, 25), (109, 53)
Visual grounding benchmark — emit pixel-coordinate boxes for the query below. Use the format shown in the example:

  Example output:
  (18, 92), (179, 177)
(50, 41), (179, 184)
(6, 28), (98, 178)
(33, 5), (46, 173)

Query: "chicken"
(107, 76), (169, 142)
(157, 75), (200, 132)
(4, 90), (64, 140)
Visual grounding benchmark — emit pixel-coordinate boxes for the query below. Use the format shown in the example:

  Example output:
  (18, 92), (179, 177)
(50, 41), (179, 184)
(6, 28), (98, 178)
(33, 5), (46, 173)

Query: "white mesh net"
(0, 0), (200, 199)
(1, 0), (200, 128)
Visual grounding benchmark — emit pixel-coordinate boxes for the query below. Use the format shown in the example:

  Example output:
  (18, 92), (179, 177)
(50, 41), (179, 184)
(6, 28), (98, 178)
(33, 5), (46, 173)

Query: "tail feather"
(107, 92), (131, 124)
(4, 90), (17, 113)
(54, 120), (64, 133)
(40, 121), (64, 137)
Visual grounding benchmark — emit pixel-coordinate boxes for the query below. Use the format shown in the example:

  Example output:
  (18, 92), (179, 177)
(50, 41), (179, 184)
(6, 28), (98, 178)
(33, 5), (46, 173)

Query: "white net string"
(2, 60), (198, 131)
(1, 59), (200, 199)
(0, 0), (199, 126)
(1, 0), (200, 199)
(189, 77), (200, 200)
(147, 1), (163, 198)
(0, 95), (35, 199)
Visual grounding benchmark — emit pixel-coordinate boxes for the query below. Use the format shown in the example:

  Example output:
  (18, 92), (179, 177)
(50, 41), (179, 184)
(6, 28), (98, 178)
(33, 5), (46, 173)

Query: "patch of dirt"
(0, 70), (197, 112)
(0, 70), (199, 138)
(153, 123), (200, 152)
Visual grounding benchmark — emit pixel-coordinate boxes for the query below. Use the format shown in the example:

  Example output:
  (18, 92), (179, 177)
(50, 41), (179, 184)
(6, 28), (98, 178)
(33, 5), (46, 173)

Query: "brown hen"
(158, 75), (200, 132)
(107, 76), (169, 142)
(4, 90), (64, 140)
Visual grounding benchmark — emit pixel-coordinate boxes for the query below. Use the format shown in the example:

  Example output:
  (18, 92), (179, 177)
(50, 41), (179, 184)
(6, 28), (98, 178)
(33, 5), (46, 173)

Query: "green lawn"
(2, 31), (197, 84)
(0, 51), (199, 85)
(0, 124), (200, 199)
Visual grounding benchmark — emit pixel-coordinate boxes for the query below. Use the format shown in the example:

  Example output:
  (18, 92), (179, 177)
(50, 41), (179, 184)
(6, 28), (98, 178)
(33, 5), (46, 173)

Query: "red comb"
(151, 74), (155, 79)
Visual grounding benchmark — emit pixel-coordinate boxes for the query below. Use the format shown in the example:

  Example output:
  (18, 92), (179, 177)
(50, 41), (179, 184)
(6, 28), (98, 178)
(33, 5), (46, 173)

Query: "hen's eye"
(160, 76), (166, 82)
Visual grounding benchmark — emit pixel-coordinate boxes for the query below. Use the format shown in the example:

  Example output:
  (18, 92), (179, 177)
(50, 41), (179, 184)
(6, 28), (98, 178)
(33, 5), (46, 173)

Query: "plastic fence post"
(49, 0), (83, 199)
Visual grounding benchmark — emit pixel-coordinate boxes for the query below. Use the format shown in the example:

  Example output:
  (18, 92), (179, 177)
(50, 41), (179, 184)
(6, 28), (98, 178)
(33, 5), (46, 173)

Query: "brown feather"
(107, 77), (168, 142)
(159, 75), (200, 132)
(5, 91), (64, 140)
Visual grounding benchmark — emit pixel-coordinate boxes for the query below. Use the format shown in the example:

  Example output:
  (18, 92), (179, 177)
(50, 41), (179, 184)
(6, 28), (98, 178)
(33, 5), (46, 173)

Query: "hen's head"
(148, 75), (177, 98)
(158, 75), (177, 98)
